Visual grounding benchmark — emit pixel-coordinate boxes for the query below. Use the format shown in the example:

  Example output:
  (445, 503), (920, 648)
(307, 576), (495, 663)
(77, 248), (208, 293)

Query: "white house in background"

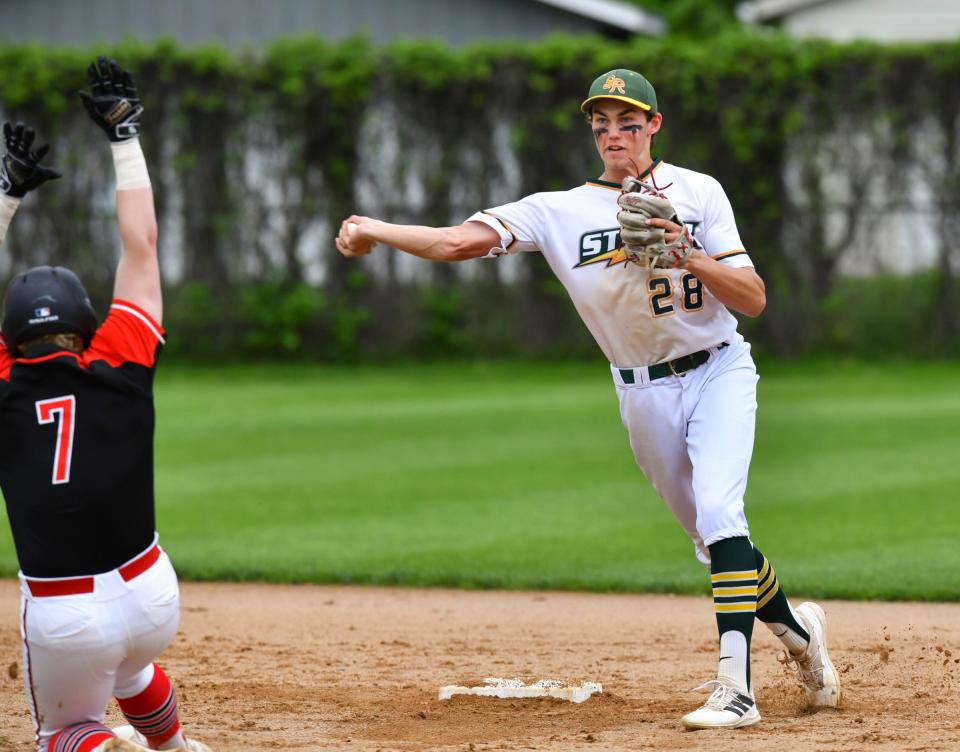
(737, 0), (958, 276)
(0, 0), (665, 48)
(737, 0), (960, 42)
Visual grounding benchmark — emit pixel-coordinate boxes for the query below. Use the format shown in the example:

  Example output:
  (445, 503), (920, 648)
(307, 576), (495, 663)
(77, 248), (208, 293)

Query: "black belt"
(619, 342), (728, 384)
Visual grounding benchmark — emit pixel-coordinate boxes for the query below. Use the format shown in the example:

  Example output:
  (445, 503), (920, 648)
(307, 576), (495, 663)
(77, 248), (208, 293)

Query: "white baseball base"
(438, 677), (602, 704)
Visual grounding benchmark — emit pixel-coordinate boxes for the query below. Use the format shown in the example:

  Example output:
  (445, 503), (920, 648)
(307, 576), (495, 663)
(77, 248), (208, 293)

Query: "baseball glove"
(617, 176), (695, 269)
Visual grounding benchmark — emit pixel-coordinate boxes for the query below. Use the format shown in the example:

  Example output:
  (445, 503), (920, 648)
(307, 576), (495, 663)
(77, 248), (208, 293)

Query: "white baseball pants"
(612, 336), (757, 564)
(19, 537), (181, 752)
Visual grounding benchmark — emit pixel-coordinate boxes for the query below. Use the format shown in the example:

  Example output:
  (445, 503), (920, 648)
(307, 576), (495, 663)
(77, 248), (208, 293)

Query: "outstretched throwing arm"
(335, 215), (500, 262)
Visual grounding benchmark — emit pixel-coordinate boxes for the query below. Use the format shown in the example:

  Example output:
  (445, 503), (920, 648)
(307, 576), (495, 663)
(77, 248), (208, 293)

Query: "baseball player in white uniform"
(0, 58), (210, 752)
(336, 68), (841, 729)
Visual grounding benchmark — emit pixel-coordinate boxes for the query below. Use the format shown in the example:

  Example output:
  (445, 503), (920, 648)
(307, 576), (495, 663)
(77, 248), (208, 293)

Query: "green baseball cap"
(580, 69), (658, 114)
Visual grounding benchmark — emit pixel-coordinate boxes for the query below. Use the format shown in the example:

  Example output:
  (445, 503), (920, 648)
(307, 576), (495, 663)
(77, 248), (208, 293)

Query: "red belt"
(26, 544), (161, 597)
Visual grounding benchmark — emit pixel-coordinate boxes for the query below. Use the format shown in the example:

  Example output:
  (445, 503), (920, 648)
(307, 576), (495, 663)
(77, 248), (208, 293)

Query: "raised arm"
(335, 215), (499, 262)
(80, 56), (161, 324)
(0, 121), (61, 247)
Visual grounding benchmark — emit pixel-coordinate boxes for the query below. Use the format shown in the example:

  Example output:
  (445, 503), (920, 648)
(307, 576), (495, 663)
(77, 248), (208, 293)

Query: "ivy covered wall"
(0, 33), (957, 360)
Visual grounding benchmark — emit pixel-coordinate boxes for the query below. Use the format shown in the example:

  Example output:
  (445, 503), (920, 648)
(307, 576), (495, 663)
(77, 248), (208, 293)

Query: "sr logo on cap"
(581, 69), (658, 114)
(603, 76), (627, 95)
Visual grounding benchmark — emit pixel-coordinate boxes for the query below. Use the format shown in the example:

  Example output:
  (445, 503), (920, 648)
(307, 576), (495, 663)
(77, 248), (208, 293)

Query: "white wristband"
(111, 138), (151, 191)
(0, 194), (20, 245)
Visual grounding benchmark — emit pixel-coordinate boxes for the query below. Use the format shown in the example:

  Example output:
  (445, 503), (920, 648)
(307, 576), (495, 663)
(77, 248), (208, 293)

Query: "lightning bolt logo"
(575, 228), (630, 269)
(574, 247), (629, 268)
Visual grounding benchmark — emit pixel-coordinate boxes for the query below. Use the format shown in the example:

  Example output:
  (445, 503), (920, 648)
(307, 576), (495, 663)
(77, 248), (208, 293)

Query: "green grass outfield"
(1, 360), (958, 601)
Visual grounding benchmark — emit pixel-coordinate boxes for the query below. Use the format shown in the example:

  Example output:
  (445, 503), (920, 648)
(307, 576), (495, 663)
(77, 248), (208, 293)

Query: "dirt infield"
(2, 581), (959, 751)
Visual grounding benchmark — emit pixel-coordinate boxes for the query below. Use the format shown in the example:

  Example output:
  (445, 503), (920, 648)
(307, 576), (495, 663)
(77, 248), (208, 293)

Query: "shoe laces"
(779, 642), (824, 690)
(690, 677), (747, 711)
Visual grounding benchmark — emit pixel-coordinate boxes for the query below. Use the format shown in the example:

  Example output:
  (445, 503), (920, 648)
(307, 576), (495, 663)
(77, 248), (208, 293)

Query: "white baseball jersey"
(468, 159), (753, 366)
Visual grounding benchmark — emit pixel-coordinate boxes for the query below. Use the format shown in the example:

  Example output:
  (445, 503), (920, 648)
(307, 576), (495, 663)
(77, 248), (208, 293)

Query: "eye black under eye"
(620, 124), (643, 133)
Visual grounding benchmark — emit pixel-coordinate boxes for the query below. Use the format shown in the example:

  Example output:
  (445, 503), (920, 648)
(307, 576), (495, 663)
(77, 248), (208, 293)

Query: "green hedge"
(0, 33), (958, 360)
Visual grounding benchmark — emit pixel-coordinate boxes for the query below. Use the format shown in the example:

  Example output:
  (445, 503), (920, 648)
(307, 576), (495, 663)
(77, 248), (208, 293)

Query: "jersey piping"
(112, 302), (165, 344)
(714, 249), (748, 261)
(585, 157), (664, 191)
(480, 211), (518, 251)
(16, 351), (82, 367)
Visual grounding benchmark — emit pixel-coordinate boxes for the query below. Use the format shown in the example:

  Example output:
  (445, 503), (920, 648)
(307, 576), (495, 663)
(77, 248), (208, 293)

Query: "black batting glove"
(0, 122), (62, 198)
(79, 56), (143, 142)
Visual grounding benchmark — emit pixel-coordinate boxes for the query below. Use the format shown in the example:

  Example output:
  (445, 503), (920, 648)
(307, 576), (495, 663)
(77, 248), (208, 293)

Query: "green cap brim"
(580, 94), (653, 113)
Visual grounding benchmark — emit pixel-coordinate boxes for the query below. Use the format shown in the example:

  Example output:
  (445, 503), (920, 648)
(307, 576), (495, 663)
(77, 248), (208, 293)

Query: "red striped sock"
(115, 663), (182, 746)
(49, 723), (113, 752)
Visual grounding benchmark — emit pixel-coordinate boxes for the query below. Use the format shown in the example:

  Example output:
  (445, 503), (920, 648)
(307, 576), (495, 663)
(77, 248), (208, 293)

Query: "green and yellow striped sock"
(708, 537), (757, 691)
(754, 546), (810, 655)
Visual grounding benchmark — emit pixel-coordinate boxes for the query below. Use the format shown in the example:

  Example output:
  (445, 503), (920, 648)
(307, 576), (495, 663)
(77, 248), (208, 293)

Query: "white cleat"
(110, 726), (146, 744)
(680, 676), (761, 730)
(110, 725), (214, 752)
(791, 601), (841, 708)
(95, 738), (151, 752)
(180, 739), (214, 752)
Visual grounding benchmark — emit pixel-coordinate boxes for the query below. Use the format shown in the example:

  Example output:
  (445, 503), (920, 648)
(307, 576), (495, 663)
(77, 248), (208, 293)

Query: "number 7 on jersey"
(35, 395), (76, 485)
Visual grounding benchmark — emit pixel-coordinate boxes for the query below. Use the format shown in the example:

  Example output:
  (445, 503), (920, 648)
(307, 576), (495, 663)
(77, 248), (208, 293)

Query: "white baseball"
(345, 222), (357, 237)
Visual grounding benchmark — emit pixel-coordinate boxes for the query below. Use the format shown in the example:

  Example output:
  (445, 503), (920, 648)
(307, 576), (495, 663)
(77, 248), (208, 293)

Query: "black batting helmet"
(2, 266), (97, 350)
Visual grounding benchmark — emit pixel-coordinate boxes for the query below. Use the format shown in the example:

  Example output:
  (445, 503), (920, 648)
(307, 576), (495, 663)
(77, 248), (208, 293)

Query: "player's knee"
(695, 505), (749, 546)
(48, 722), (113, 752)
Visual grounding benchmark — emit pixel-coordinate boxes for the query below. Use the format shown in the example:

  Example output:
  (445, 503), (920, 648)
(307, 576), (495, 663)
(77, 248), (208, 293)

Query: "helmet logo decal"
(603, 76), (626, 95)
(29, 310), (60, 324)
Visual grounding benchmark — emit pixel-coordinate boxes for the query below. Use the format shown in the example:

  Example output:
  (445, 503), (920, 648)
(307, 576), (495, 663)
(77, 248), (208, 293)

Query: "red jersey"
(0, 299), (164, 577)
